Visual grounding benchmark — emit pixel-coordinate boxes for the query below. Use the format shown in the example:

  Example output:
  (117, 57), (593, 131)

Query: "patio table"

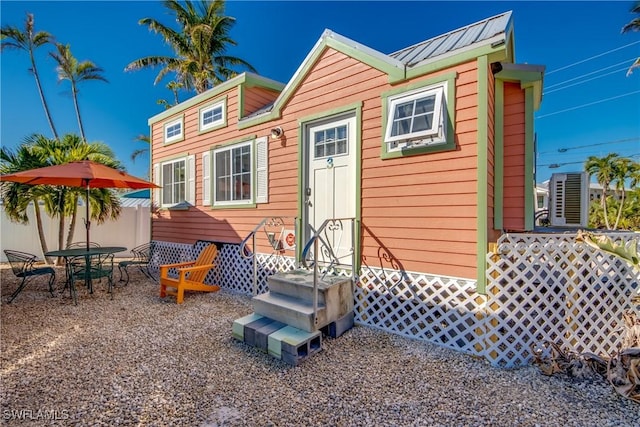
(45, 247), (126, 297)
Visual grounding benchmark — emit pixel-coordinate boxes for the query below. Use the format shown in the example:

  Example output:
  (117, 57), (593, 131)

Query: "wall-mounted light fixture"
(270, 126), (283, 140)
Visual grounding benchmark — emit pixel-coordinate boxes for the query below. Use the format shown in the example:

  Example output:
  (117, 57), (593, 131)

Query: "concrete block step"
(232, 314), (322, 365)
(267, 269), (352, 304)
(252, 292), (326, 333)
(268, 325), (322, 366)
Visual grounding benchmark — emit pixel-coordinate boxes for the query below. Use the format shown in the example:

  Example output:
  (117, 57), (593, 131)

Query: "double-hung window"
(200, 101), (225, 131)
(384, 82), (447, 150)
(164, 117), (184, 144)
(161, 158), (186, 206)
(214, 141), (253, 206)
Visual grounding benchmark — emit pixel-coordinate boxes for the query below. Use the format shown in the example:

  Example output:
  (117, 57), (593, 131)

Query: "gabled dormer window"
(164, 116), (184, 144)
(199, 100), (226, 132)
(384, 82), (447, 149)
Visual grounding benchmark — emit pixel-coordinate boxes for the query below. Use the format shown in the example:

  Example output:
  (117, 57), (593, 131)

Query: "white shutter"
(549, 172), (588, 227)
(202, 151), (211, 206)
(153, 163), (160, 207)
(255, 136), (268, 204)
(187, 154), (196, 205)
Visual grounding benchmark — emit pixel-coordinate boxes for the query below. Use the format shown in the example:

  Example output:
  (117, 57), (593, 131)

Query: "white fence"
(0, 203), (151, 261)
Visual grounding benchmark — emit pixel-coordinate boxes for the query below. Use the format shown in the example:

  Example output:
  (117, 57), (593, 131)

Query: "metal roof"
(389, 11), (512, 67)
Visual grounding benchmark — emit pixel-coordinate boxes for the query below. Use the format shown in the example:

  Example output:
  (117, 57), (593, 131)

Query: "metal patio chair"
(3, 250), (56, 303)
(118, 242), (156, 286)
(68, 252), (115, 305)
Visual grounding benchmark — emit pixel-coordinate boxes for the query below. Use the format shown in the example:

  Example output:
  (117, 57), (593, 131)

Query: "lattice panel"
(150, 241), (296, 294)
(355, 267), (485, 356)
(486, 232), (640, 367)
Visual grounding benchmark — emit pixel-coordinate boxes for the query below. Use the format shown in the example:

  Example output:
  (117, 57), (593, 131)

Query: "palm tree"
(585, 153), (620, 230)
(49, 43), (108, 141)
(1, 13), (59, 139)
(0, 141), (52, 262)
(131, 134), (150, 164)
(31, 133), (122, 250)
(611, 158), (639, 229)
(622, 1), (640, 76)
(125, 0), (256, 94)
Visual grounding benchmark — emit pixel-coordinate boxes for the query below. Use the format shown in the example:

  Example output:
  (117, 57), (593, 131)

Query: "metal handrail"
(301, 217), (357, 327)
(239, 216), (296, 295)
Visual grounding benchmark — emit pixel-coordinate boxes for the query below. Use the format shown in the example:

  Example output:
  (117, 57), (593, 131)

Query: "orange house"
(148, 10), (543, 296)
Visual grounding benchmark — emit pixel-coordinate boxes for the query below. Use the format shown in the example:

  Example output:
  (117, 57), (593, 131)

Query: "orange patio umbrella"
(0, 160), (159, 250)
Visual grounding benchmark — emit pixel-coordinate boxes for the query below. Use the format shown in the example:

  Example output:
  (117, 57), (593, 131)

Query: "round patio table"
(45, 247), (126, 302)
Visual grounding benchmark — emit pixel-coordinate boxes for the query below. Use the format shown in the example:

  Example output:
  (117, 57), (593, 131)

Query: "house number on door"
(327, 157), (334, 168)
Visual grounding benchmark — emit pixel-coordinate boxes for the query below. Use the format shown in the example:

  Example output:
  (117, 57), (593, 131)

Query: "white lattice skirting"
(151, 232), (639, 368)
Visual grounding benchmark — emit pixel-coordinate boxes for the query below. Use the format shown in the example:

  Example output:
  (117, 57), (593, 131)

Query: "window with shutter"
(255, 137), (268, 204)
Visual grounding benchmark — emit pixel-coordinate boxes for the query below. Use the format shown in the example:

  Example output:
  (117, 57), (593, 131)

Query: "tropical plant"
(49, 43), (108, 141)
(1, 13), (59, 139)
(131, 134), (150, 164)
(585, 153), (621, 229)
(157, 80), (184, 109)
(125, 0), (256, 94)
(0, 141), (52, 262)
(622, 1), (640, 76)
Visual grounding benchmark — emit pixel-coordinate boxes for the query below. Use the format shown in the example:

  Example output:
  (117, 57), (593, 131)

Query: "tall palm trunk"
(601, 187), (611, 230)
(71, 83), (86, 141)
(65, 194), (79, 248)
(613, 189), (626, 230)
(29, 47), (59, 140)
(33, 201), (52, 264)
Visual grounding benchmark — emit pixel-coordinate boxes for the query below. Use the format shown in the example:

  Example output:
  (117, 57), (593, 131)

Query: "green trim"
(211, 202), (257, 210)
(494, 80), (504, 230)
(380, 72), (457, 160)
(325, 37), (405, 82)
(212, 134), (256, 150)
(210, 136), (257, 210)
(198, 96), (227, 134)
(297, 101), (363, 125)
(405, 44), (508, 81)
(163, 114), (185, 145)
(149, 73), (285, 125)
(296, 101), (363, 273)
(523, 87), (535, 231)
(476, 55), (489, 295)
(494, 67), (544, 110)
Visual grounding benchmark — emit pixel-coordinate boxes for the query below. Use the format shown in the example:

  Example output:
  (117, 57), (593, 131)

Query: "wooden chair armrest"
(160, 261), (196, 278)
(177, 263), (216, 280)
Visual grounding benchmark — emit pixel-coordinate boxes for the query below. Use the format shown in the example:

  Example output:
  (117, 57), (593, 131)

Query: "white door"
(304, 113), (356, 265)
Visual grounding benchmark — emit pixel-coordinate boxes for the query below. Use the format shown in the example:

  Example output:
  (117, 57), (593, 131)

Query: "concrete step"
(252, 292), (326, 332)
(267, 269), (352, 305)
(232, 313), (322, 366)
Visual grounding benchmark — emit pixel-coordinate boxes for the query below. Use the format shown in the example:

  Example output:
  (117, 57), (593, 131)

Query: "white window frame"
(164, 117), (184, 144)
(200, 101), (225, 131)
(213, 140), (254, 207)
(384, 82), (447, 149)
(160, 158), (187, 207)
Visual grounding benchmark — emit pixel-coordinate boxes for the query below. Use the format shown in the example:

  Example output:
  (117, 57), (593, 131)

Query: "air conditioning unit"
(549, 172), (589, 227)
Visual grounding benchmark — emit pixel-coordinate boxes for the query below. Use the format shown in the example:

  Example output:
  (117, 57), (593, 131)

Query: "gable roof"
(238, 11), (515, 128)
(152, 11), (516, 128)
(390, 11), (513, 68)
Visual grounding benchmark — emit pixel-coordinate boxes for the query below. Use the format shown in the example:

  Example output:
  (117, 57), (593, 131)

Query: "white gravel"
(1, 265), (638, 426)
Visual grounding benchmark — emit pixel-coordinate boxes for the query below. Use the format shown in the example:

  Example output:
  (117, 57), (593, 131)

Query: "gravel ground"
(1, 264), (638, 426)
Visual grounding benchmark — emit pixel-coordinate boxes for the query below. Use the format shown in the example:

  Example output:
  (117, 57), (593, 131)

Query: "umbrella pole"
(85, 184), (90, 251)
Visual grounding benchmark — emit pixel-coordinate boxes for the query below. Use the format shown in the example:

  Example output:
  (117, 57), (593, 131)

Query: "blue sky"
(1, 1), (639, 184)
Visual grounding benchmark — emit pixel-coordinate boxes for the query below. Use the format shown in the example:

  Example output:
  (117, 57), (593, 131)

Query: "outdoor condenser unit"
(549, 172), (589, 227)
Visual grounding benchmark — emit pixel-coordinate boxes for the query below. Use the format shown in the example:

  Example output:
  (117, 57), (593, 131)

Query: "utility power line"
(544, 67), (630, 94)
(537, 137), (640, 155)
(545, 58), (638, 89)
(536, 90), (640, 119)
(546, 40), (640, 75)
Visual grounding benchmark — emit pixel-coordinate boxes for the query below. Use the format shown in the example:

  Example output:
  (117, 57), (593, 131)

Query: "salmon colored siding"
(502, 82), (526, 231)
(149, 40), (535, 281)
(486, 66), (501, 243)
